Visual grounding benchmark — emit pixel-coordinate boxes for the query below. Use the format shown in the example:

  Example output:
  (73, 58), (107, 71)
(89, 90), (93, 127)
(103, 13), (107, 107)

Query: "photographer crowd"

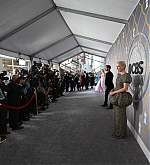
(0, 61), (95, 143)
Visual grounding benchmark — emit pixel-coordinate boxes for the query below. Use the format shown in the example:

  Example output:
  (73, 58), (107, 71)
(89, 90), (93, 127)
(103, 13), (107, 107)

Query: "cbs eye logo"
(128, 33), (150, 102)
(128, 61), (144, 75)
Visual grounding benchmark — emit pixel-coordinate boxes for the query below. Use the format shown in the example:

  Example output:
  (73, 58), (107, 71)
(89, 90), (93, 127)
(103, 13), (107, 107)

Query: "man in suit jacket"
(101, 65), (114, 109)
(64, 72), (69, 93)
(0, 76), (10, 135)
(85, 72), (89, 90)
(7, 75), (24, 130)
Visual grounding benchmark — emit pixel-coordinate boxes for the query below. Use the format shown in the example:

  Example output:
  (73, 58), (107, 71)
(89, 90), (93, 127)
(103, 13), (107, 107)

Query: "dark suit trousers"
(0, 99), (8, 133)
(9, 108), (19, 129)
(104, 88), (113, 107)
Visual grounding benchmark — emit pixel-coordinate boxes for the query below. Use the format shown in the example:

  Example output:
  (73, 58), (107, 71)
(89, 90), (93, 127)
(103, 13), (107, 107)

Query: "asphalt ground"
(0, 88), (149, 165)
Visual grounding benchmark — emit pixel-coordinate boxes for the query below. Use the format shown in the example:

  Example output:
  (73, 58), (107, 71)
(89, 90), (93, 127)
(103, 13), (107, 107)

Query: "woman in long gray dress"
(110, 61), (132, 139)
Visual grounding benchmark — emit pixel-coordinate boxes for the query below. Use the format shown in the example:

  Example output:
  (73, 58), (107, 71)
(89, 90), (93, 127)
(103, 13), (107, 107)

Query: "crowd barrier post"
(34, 88), (38, 115)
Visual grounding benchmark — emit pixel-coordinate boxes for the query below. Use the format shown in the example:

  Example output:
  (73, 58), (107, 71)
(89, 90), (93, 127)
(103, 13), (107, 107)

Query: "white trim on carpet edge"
(127, 120), (150, 163)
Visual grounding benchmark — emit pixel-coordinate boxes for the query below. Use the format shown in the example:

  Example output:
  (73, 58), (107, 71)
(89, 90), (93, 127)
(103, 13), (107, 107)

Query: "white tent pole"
(56, 6), (127, 24)
(81, 46), (107, 54)
(31, 34), (73, 58)
(49, 46), (79, 61)
(74, 34), (113, 45)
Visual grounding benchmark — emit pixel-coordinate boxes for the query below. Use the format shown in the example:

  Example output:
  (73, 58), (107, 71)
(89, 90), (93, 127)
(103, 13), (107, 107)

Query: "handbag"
(109, 91), (133, 107)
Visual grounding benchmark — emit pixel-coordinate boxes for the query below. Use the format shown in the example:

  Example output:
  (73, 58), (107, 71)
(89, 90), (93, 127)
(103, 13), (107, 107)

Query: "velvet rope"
(0, 93), (35, 110)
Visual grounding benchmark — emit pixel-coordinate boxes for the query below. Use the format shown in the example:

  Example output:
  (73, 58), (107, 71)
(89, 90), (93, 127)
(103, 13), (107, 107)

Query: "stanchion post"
(34, 88), (38, 115)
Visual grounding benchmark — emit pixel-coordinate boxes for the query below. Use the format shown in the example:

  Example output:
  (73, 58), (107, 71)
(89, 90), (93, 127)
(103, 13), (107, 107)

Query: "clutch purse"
(109, 92), (133, 107)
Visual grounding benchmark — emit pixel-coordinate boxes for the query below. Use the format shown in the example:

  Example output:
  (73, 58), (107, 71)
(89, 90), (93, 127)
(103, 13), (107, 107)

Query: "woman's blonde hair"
(118, 61), (126, 68)
(101, 69), (104, 73)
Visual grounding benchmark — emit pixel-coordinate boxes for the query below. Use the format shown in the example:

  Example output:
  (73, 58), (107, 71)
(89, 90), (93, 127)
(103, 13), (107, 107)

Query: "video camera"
(0, 72), (9, 81)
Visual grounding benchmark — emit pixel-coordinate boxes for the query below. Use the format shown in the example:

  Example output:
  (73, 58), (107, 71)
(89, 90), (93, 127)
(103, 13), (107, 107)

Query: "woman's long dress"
(80, 75), (85, 89)
(113, 73), (132, 138)
(94, 75), (99, 85)
(95, 73), (105, 92)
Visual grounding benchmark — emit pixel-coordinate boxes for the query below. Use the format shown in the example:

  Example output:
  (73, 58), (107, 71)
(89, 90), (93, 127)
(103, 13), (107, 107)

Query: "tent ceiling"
(0, 0), (53, 38)
(54, 0), (139, 20)
(0, 0), (139, 63)
(52, 47), (82, 63)
(82, 47), (107, 58)
(0, 10), (72, 55)
(35, 36), (79, 61)
(60, 11), (125, 43)
(75, 37), (112, 53)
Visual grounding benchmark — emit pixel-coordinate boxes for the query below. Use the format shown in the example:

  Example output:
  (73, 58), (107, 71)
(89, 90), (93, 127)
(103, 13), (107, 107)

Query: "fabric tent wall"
(106, 0), (150, 162)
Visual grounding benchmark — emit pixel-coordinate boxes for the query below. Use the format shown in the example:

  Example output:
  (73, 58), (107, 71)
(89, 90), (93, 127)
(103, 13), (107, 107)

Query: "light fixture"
(16, 52), (26, 66)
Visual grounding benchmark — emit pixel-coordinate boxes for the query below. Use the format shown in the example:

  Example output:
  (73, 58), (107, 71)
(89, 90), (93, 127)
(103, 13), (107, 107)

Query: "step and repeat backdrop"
(106, 0), (150, 152)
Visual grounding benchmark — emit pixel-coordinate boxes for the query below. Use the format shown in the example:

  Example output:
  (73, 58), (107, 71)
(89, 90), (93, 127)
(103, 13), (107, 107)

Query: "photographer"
(37, 82), (51, 110)
(47, 78), (57, 102)
(18, 76), (30, 124)
(30, 61), (38, 74)
(0, 73), (10, 139)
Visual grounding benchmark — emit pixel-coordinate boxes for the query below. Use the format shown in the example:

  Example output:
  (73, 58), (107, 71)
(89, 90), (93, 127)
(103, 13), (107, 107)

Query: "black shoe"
(41, 106), (46, 111)
(22, 117), (30, 121)
(18, 121), (23, 125)
(101, 104), (108, 107)
(52, 100), (57, 103)
(17, 123), (23, 127)
(0, 135), (6, 144)
(29, 114), (33, 117)
(12, 126), (24, 131)
(107, 107), (113, 109)
(3, 131), (11, 135)
(34, 111), (42, 115)
(44, 102), (49, 105)
(52, 99), (58, 102)
(114, 135), (127, 139)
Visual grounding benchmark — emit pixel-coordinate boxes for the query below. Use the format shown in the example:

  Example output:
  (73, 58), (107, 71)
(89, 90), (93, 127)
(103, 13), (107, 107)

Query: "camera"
(0, 72), (9, 81)
(20, 68), (28, 76)
(37, 62), (42, 67)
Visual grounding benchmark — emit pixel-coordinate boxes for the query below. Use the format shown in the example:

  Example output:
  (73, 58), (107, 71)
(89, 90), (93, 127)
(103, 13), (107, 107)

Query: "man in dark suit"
(85, 72), (89, 90)
(7, 75), (24, 130)
(0, 75), (10, 135)
(64, 72), (69, 93)
(101, 65), (114, 109)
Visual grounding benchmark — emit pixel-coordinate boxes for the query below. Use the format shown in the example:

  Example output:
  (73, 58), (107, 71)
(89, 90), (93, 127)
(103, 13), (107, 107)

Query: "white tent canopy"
(0, 0), (139, 63)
